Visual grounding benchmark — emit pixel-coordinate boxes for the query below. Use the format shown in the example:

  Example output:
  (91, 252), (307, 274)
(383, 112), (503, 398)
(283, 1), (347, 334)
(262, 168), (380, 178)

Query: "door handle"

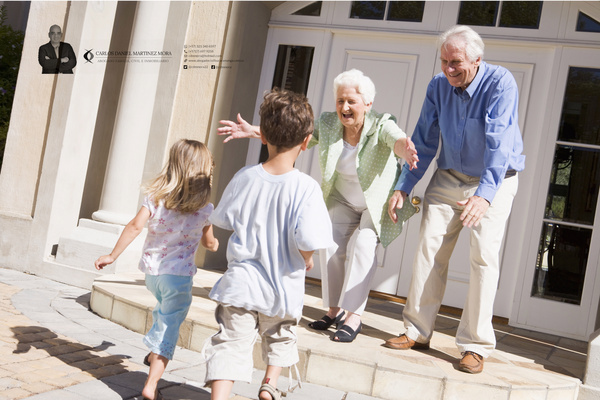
(411, 196), (421, 213)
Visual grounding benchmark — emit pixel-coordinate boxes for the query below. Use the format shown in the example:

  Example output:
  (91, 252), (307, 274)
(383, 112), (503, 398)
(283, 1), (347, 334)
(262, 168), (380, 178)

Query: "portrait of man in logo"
(38, 24), (77, 74)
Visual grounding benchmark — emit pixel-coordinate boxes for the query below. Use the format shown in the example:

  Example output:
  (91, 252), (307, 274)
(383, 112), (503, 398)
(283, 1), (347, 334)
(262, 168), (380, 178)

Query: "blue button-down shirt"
(395, 61), (525, 202)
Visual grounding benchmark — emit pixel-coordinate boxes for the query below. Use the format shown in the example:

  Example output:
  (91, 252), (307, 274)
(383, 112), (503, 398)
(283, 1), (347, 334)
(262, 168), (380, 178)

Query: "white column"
(25, 1), (119, 285)
(92, 1), (171, 226)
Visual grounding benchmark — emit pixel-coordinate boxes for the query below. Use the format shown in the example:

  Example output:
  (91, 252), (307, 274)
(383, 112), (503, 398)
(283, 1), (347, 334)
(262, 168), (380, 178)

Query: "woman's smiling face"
(336, 86), (372, 131)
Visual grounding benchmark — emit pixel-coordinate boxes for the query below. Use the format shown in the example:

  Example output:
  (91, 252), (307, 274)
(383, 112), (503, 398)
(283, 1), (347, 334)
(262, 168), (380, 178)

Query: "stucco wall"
(198, 1), (272, 270)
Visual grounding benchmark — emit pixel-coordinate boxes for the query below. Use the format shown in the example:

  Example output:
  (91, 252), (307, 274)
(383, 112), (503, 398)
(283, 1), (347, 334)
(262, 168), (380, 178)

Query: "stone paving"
(0, 266), (590, 399)
(0, 267), (375, 399)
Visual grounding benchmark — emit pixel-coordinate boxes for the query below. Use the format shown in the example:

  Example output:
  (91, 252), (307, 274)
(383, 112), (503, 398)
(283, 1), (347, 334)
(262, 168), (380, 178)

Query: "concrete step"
(90, 270), (585, 400)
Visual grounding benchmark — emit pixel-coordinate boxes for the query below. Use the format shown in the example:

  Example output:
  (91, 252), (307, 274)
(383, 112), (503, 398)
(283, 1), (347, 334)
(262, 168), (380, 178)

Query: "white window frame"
(562, 1), (600, 42)
(438, 1), (564, 40)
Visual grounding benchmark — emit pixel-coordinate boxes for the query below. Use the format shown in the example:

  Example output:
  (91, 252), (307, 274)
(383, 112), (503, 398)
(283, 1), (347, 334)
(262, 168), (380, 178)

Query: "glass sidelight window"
(259, 45), (315, 163)
(531, 67), (600, 305)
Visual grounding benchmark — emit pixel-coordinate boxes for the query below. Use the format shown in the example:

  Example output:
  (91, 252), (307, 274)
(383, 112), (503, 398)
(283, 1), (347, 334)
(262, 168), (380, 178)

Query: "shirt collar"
(453, 61), (487, 98)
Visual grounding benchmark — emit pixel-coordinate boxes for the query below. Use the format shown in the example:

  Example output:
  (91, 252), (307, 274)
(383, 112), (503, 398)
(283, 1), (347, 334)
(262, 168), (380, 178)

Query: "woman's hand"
(388, 190), (408, 223)
(217, 113), (260, 142)
(394, 137), (419, 170)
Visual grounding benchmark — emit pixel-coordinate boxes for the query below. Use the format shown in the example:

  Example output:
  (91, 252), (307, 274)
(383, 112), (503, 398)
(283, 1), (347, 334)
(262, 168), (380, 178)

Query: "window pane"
(387, 1), (425, 22)
(577, 12), (600, 33)
(457, 1), (498, 26)
(531, 223), (591, 305)
(499, 1), (542, 29)
(293, 2), (322, 17)
(544, 145), (600, 225)
(557, 67), (600, 146)
(271, 45), (314, 94)
(350, 1), (386, 20)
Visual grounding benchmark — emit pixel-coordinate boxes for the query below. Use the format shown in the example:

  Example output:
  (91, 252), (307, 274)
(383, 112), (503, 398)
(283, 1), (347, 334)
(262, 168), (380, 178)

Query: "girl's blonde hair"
(145, 139), (213, 213)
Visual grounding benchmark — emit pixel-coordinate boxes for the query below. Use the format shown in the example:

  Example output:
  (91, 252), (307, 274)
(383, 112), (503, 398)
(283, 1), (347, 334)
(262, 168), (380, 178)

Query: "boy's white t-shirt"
(139, 195), (213, 276)
(209, 164), (335, 320)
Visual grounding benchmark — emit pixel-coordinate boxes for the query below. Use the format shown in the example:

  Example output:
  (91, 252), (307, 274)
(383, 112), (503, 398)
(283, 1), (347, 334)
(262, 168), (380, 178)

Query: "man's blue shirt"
(395, 61), (525, 202)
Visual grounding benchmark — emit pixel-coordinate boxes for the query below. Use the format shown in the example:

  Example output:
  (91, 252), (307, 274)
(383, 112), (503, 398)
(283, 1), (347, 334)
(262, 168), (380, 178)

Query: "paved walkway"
(0, 267), (365, 400)
(0, 266), (589, 399)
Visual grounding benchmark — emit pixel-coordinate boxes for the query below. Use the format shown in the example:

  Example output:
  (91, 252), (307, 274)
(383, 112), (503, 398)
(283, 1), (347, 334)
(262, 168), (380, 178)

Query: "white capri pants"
(402, 168), (518, 358)
(203, 304), (299, 383)
(321, 193), (379, 316)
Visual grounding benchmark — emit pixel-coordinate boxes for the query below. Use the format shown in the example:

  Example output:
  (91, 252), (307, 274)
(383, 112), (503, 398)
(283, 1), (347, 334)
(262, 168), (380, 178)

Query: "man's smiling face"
(440, 40), (481, 91)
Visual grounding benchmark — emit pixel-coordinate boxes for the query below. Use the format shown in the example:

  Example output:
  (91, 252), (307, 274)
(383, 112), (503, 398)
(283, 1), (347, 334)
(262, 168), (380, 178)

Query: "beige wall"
(198, 1), (272, 270)
(0, 1), (70, 271)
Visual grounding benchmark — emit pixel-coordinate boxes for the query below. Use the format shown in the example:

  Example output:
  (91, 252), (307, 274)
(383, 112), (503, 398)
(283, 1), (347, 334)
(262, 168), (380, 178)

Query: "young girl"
(94, 139), (219, 400)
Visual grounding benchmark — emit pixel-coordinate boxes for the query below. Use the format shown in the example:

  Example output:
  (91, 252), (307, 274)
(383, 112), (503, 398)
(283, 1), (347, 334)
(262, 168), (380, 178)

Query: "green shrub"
(0, 5), (25, 170)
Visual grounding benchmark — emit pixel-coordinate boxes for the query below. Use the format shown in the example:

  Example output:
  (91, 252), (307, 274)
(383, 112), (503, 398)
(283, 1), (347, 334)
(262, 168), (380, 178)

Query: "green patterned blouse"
(308, 110), (414, 247)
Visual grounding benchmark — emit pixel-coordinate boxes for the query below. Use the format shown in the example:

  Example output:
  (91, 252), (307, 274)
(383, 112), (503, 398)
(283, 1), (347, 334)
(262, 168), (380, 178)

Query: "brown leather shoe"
(458, 351), (484, 374)
(384, 334), (430, 350)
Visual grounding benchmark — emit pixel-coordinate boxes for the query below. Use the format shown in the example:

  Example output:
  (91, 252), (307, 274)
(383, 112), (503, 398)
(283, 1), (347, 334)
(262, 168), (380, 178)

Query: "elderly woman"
(218, 69), (418, 343)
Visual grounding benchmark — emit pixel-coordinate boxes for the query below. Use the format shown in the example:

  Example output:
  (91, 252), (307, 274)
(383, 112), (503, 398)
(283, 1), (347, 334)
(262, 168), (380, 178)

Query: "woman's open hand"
(217, 113), (260, 142)
(395, 136), (419, 170)
(388, 190), (408, 223)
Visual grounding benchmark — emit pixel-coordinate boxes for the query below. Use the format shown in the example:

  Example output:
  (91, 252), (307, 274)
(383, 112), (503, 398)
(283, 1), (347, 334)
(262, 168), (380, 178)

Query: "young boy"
(204, 89), (335, 400)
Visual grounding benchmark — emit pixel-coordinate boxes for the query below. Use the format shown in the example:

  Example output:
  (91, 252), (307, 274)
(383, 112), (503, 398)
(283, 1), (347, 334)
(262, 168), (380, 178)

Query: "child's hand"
(94, 255), (115, 270)
(207, 238), (219, 252)
(305, 256), (314, 271)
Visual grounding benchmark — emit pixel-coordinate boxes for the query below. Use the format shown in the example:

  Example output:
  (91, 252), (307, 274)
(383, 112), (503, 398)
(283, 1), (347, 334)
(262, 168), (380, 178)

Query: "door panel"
(515, 48), (600, 340)
(314, 32), (438, 293)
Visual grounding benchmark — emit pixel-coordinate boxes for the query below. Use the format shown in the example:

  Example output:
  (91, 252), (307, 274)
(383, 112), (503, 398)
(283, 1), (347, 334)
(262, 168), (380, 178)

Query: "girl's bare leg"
(142, 352), (168, 399)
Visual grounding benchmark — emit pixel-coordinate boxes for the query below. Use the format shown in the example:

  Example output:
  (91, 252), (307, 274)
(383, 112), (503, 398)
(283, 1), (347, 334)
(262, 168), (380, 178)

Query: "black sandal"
(308, 311), (345, 330)
(333, 322), (362, 343)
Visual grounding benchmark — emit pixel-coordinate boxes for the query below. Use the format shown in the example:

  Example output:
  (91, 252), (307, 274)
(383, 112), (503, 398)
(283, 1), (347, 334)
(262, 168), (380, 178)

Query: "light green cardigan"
(308, 110), (409, 247)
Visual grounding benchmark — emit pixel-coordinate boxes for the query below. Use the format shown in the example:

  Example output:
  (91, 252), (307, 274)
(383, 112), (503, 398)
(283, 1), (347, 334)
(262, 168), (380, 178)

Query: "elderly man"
(38, 25), (76, 74)
(385, 25), (525, 374)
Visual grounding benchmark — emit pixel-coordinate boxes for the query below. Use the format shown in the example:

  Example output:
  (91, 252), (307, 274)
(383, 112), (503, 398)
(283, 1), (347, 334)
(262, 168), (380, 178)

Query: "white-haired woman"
(218, 69), (418, 343)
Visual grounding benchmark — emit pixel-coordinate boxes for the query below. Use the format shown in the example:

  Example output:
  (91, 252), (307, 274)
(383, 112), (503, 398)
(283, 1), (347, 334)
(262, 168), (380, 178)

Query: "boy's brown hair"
(259, 88), (314, 150)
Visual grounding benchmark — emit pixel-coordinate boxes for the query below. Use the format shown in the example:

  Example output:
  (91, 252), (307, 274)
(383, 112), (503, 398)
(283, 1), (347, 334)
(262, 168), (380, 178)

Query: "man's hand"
(388, 190), (408, 223)
(61, 56), (69, 63)
(458, 195), (490, 228)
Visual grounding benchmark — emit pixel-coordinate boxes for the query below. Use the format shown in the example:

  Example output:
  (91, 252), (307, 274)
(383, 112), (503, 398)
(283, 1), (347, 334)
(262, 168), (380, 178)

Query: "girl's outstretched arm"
(201, 224), (219, 252)
(94, 207), (151, 270)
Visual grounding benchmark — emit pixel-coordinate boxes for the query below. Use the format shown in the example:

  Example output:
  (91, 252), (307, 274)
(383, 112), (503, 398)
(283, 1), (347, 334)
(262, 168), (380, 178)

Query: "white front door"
(513, 48), (600, 340)
(317, 32), (438, 294)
